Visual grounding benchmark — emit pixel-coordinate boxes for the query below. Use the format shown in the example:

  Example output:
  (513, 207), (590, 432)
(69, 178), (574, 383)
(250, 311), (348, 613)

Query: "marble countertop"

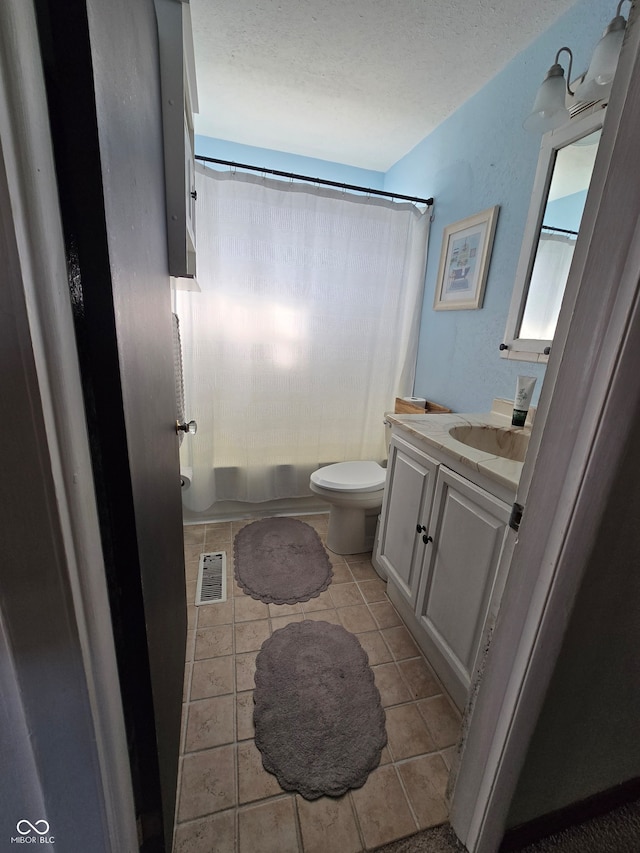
(386, 398), (532, 492)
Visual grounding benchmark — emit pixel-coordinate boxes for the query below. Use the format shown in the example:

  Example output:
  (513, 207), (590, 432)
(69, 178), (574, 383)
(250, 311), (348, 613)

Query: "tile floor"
(173, 514), (462, 853)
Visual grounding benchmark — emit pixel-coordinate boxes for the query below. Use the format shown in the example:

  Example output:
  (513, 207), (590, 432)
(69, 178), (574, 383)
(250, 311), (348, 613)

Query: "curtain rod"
(541, 224), (579, 236)
(195, 154), (434, 207)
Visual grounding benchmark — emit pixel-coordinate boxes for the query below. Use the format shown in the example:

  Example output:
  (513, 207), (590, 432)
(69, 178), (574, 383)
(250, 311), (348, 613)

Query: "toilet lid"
(310, 461), (386, 492)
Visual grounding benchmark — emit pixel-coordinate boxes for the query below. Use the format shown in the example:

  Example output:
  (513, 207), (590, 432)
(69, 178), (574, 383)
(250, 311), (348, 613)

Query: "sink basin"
(448, 425), (529, 463)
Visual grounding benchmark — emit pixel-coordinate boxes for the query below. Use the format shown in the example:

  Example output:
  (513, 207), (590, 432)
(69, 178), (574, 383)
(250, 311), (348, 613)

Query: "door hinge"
(509, 502), (524, 532)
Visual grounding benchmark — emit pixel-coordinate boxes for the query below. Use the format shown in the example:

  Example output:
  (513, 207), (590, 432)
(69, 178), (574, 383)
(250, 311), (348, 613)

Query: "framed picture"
(433, 205), (499, 310)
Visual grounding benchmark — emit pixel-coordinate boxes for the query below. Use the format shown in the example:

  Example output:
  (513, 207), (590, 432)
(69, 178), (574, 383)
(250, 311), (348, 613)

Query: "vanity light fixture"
(524, 0), (630, 134)
(573, 0), (631, 103)
(523, 47), (574, 133)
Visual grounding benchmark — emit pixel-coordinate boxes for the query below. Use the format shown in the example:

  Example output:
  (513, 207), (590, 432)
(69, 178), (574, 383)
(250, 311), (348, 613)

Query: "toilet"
(309, 460), (387, 555)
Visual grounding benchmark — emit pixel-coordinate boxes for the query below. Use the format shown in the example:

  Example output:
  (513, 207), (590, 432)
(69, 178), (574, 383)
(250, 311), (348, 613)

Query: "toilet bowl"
(309, 461), (386, 555)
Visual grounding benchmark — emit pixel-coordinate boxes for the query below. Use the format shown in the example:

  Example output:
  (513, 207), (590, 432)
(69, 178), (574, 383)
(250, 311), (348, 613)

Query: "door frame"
(450, 8), (640, 851)
(0, 2), (137, 848)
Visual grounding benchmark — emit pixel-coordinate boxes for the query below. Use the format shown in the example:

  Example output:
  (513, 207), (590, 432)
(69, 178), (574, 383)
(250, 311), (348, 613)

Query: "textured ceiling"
(191, 0), (579, 171)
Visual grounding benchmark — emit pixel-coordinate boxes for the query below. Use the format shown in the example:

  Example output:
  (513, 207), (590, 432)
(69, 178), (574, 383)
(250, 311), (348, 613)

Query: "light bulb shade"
(523, 67), (570, 133)
(574, 19), (625, 102)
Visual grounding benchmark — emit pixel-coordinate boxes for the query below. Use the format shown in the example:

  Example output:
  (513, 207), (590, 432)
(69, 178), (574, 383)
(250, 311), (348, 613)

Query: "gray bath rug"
(233, 517), (332, 604)
(253, 619), (387, 800)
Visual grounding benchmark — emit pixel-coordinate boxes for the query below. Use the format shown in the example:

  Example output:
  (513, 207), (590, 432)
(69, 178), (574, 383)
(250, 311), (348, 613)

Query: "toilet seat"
(310, 461), (386, 493)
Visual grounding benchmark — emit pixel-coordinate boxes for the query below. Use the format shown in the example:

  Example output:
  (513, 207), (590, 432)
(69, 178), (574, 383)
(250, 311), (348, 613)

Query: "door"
(416, 467), (510, 709)
(35, 1), (186, 848)
(376, 434), (438, 606)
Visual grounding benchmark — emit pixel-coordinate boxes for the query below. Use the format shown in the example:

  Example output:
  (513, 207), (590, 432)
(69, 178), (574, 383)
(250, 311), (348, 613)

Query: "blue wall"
(545, 190), (588, 233)
(195, 135), (385, 189)
(384, 0), (612, 412)
(197, 0), (613, 414)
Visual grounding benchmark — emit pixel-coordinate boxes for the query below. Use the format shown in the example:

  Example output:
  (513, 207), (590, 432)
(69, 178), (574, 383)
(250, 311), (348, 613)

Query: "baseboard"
(500, 777), (640, 851)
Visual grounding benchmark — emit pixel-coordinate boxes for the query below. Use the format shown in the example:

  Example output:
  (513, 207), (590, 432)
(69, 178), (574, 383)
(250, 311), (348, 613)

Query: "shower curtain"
(520, 231), (576, 340)
(177, 166), (430, 513)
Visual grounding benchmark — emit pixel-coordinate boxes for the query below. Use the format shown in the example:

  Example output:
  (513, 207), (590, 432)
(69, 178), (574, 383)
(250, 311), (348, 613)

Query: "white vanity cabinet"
(376, 434), (439, 607)
(415, 466), (510, 708)
(376, 427), (512, 710)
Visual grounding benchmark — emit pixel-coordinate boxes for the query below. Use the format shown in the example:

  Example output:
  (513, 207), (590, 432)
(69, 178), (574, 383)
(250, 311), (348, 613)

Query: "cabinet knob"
(176, 419), (198, 435)
(499, 343), (509, 351)
(422, 534), (433, 544)
(416, 524), (426, 533)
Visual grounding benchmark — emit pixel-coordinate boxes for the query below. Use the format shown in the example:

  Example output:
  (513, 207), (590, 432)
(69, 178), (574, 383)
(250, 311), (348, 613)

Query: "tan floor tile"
(234, 619), (271, 654)
(185, 695), (235, 752)
(271, 613), (304, 631)
(183, 663), (192, 703)
(347, 559), (379, 581)
(232, 580), (246, 597)
(232, 519), (254, 536)
(238, 798), (298, 853)
(378, 746), (392, 766)
(368, 601), (403, 629)
(330, 582), (364, 608)
(178, 745), (236, 821)
(351, 765), (417, 849)
(381, 625), (420, 660)
(197, 598), (234, 627)
(235, 652), (258, 692)
(185, 561), (200, 584)
(373, 663), (412, 707)
(408, 753), (449, 799)
(186, 580), (197, 608)
(205, 525), (233, 550)
(301, 589), (334, 612)
(205, 521), (233, 533)
(441, 745), (457, 770)
(358, 578), (388, 603)
(182, 524), (207, 547)
(337, 605), (377, 634)
(357, 631), (394, 666)
(417, 696), (462, 749)
(296, 793), (362, 853)
(397, 755), (449, 829)
(323, 543), (348, 564)
(291, 512), (329, 532)
(190, 656), (234, 700)
(329, 562), (353, 583)
(185, 542), (205, 564)
(398, 657), (441, 700)
(237, 741), (283, 804)
(385, 703), (435, 760)
(173, 809), (235, 853)
(234, 596), (270, 622)
(185, 629), (196, 662)
(268, 602), (302, 617)
(195, 625), (233, 660)
(303, 609), (341, 625)
(236, 691), (255, 741)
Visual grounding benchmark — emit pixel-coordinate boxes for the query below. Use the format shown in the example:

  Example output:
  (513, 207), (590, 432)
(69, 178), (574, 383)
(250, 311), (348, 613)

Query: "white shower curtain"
(177, 166), (430, 512)
(520, 231), (576, 340)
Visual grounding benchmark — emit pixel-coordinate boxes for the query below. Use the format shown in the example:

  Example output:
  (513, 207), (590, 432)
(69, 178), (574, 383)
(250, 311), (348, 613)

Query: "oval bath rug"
(234, 517), (332, 604)
(253, 620), (387, 800)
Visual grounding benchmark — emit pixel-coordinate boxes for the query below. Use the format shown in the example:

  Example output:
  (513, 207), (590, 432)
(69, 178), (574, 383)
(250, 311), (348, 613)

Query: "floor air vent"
(195, 551), (227, 605)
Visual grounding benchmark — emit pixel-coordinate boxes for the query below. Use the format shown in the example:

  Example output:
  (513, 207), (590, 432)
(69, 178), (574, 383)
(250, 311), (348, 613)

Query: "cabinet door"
(376, 436), (438, 606)
(416, 466), (510, 706)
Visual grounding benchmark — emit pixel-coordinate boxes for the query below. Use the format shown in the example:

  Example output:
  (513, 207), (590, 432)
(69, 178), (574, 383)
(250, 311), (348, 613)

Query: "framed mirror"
(502, 105), (605, 361)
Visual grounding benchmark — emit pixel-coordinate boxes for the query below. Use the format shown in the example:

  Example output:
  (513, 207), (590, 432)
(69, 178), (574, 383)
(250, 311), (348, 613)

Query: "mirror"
(503, 106), (605, 361)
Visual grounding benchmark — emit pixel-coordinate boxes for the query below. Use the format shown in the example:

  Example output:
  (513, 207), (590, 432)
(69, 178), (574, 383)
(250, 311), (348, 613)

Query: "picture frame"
(433, 205), (499, 311)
